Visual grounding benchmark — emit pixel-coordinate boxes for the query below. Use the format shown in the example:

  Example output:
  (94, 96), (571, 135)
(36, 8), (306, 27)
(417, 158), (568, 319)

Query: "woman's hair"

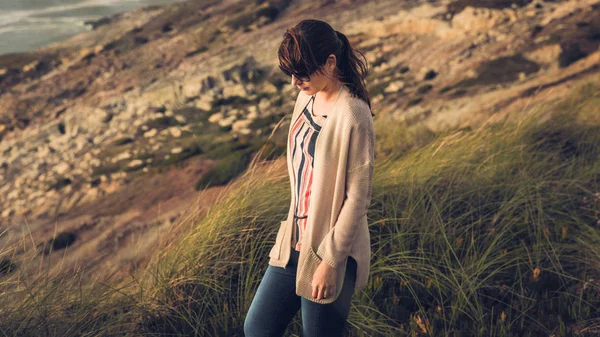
(278, 19), (374, 117)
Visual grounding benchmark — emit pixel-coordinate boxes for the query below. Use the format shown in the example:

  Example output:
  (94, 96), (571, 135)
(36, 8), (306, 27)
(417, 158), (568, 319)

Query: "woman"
(244, 19), (375, 337)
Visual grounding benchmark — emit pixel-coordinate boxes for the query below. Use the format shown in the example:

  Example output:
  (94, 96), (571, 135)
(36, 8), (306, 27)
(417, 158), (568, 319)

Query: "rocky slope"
(0, 0), (598, 281)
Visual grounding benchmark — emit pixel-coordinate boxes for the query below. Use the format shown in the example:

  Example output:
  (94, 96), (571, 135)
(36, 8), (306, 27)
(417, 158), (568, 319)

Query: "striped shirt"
(289, 94), (327, 251)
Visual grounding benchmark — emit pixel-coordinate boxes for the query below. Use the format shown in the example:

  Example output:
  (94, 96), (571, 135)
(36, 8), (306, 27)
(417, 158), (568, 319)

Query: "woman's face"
(290, 54), (337, 95)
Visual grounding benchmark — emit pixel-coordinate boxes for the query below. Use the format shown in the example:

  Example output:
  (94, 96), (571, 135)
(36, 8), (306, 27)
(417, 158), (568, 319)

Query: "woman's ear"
(327, 54), (337, 70)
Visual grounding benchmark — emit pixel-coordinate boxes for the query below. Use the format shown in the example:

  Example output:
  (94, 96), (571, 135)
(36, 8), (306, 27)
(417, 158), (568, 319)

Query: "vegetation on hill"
(0, 77), (598, 336)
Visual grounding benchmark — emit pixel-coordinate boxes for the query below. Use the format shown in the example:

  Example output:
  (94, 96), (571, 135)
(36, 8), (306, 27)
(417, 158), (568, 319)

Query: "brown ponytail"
(333, 30), (373, 116)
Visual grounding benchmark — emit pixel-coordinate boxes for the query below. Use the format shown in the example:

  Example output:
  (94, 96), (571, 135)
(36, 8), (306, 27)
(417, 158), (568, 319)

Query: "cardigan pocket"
(297, 246), (346, 304)
(306, 246), (324, 281)
(269, 220), (288, 260)
(298, 246), (323, 290)
(307, 245), (323, 265)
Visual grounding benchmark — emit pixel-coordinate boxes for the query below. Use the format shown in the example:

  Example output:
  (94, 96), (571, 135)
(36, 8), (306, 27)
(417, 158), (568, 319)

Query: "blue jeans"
(244, 248), (357, 337)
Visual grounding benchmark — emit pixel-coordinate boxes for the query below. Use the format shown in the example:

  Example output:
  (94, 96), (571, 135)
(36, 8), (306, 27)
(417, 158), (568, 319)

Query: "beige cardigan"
(268, 84), (375, 304)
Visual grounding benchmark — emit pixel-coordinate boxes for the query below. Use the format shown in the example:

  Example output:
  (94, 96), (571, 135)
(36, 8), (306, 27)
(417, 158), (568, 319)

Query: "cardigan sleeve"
(316, 117), (374, 268)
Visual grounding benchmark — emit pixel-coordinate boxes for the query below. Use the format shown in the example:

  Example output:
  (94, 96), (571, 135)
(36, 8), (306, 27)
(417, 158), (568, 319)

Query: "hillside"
(0, 73), (597, 336)
(0, 0), (599, 335)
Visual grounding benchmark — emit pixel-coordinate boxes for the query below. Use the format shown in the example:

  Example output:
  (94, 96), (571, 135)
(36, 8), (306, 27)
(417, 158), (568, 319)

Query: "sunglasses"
(292, 73), (311, 83)
(280, 65), (322, 83)
(280, 70), (310, 83)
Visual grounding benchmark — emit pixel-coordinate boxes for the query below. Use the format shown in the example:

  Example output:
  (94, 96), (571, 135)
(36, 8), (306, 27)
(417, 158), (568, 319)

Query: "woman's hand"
(311, 261), (337, 300)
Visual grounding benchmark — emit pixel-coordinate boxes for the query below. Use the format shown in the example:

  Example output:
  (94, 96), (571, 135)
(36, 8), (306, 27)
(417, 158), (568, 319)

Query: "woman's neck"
(315, 81), (343, 103)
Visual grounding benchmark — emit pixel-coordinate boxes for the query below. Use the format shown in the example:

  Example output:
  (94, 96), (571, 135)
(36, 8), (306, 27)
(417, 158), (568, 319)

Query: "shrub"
(195, 149), (253, 190)
(407, 96), (423, 106)
(112, 137), (134, 146)
(212, 96), (251, 109)
(41, 231), (77, 255)
(91, 162), (122, 178)
(416, 84), (433, 94)
(256, 4), (280, 23)
(558, 43), (588, 68)
(453, 53), (540, 88)
(204, 140), (249, 159)
(144, 116), (179, 131)
(49, 176), (72, 191)
(185, 45), (209, 58)
(161, 144), (203, 167)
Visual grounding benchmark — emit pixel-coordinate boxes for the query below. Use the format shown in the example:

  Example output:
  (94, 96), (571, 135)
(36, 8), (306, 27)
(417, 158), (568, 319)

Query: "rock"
(540, 1), (591, 26)
(23, 60), (40, 73)
(374, 62), (390, 72)
(524, 44), (562, 65)
(54, 162), (70, 175)
(7, 189), (19, 201)
(195, 96), (213, 111)
(174, 115), (187, 124)
(384, 81), (406, 93)
(74, 136), (89, 151)
(110, 171), (128, 180)
(112, 152), (132, 163)
(171, 147), (183, 154)
(451, 6), (509, 33)
(232, 119), (253, 133)
(258, 98), (271, 113)
(15, 176), (25, 188)
(525, 8), (538, 17)
(372, 94), (384, 105)
(63, 107), (111, 136)
(80, 47), (95, 60)
(151, 112), (165, 119)
(88, 158), (101, 167)
(144, 128), (158, 138)
(2, 208), (15, 218)
(208, 112), (223, 124)
(140, 85), (180, 108)
(68, 125), (81, 137)
(262, 82), (278, 93)
(465, 69), (478, 78)
(502, 8), (519, 22)
(79, 187), (100, 205)
(182, 78), (204, 98)
(345, 3), (458, 39)
(222, 83), (248, 98)
(247, 109), (259, 120)
(218, 115), (237, 128)
(169, 127), (182, 138)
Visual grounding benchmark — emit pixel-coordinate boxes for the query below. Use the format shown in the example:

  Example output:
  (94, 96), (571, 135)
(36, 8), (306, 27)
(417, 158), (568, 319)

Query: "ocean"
(0, 0), (187, 56)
